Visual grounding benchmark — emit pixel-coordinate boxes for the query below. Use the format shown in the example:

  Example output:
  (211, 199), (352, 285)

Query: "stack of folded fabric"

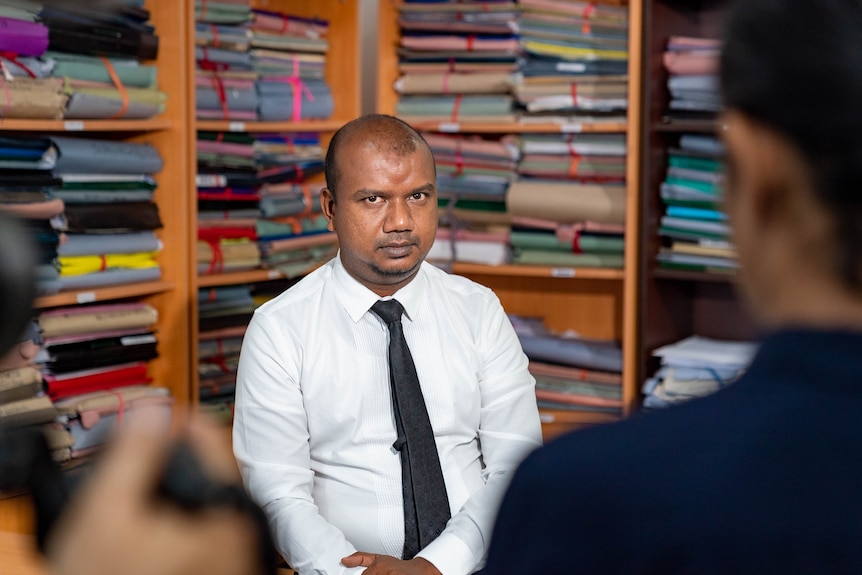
(425, 132), (519, 267)
(517, 0), (628, 122)
(197, 131), (334, 276)
(0, 2), (165, 120)
(36, 303), (159, 402)
(249, 9), (334, 121)
(0, 322), (56, 429)
(53, 137), (164, 291)
(506, 133), (627, 268)
(0, 136), (163, 293)
(663, 36), (722, 120)
(643, 335), (757, 409)
(194, 0), (255, 120)
(394, 0), (520, 125)
(195, 2), (334, 121)
(197, 285), (255, 420)
(0, 155), (64, 294)
(510, 315), (623, 419)
(656, 134), (734, 274)
(53, 386), (173, 463)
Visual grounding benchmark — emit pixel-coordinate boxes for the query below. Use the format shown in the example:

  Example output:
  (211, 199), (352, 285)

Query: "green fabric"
(48, 52), (157, 88)
(668, 155), (723, 173)
(510, 231), (624, 254)
(513, 249), (624, 268)
(662, 198), (722, 210)
(665, 176), (720, 195)
(439, 198), (507, 213)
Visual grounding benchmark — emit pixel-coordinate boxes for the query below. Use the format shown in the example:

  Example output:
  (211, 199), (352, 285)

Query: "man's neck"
(757, 274), (862, 332)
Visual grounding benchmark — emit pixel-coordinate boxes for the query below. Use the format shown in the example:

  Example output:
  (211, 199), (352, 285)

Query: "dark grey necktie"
(371, 299), (451, 559)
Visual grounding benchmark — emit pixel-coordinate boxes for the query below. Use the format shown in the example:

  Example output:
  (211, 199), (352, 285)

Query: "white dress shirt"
(233, 255), (542, 575)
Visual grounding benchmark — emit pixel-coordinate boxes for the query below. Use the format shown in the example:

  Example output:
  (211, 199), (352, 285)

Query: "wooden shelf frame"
(638, 0), (755, 388)
(376, 0), (644, 423)
(188, 0), (362, 407)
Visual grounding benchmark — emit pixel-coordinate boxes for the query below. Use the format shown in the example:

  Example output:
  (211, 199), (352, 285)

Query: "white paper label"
(556, 62), (587, 73)
(228, 121), (246, 132)
(438, 122), (460, 133)
(560, 123), (584, 133)
(267, 270), (281, 279)
(539, 412), (555, 423)
(121, 334), (158, 346)
(64, 121), (85, 131)
(76, 292), (96, 304)
(550, 267), (577, 278)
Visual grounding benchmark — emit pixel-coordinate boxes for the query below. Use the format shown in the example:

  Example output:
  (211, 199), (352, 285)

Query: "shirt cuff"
(416, 532), (479, 575)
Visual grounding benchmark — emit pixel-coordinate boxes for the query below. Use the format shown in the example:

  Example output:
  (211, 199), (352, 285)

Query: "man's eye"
(412, 192), (425, 200)
(365, 195), (378, 203)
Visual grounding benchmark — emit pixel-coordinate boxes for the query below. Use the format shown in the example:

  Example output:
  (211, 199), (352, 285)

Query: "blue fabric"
(486, 328), (862, 574)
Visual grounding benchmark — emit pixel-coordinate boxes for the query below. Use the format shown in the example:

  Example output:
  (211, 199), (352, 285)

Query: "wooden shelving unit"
(0, 0), (193, 534)
(638, 0), (755, 383)
(188, 0), (361, 409)
(376, 0), (644, 433)
(34, 281), (175, 309)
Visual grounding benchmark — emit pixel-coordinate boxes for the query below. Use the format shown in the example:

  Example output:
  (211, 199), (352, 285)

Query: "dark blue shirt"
(485, 329), (862, 574)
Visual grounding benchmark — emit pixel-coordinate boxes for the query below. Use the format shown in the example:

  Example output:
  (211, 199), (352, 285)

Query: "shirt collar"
(332, 252), (428, 323)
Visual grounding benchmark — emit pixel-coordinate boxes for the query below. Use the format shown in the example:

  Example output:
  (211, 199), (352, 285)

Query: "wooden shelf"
(195, 119), (349, 133)
(652, 267), (737, 283)
(0, 118), (172, 132)
(652, 117), (718, 133)
(407, 120), (628, 134)
(34, 281), (174, 309)
(197, 269), (285, 288)
(451, 262), (625, 280)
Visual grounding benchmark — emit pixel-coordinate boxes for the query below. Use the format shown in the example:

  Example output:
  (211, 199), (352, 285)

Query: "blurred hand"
(342, 552), (442, 575)
(46, 412), (260, 575)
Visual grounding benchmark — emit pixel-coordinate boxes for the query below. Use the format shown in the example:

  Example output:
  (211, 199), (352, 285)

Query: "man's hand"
(342, 552), (442, 575)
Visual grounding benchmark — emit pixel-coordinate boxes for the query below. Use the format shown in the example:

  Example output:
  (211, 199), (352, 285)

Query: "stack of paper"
(196, 131), (336, 276)
(506, 133), (627, 268)
(656, 134), (736, 274)
(394, 1), (520, 124)
(663, 36), (721, 119)
(510, 315), (623, 419)
(195, 2), (334, 121)
(425, 132), (518, 267)
(516, 0), (629, 122)
(643, 335), (757, 408)
(0, 322), (56, 429)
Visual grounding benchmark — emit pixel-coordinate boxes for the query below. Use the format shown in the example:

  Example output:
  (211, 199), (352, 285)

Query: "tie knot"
(371, 299), (405, 325)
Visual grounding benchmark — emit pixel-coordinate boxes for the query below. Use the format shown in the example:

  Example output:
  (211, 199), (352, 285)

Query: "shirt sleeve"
(233, 311), (365, 575)
(416, 292), (543, 575)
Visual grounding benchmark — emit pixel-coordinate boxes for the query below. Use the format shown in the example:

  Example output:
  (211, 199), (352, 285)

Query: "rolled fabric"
(507, 180), (626, 224)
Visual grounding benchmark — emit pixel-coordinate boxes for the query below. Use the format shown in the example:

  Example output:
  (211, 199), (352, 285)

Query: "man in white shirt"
(233, 114), (542, 575)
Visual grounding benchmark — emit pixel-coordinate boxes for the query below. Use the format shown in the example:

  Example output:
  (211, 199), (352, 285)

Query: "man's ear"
(723, 111), (797, 229)
(320, 187), (336, 232)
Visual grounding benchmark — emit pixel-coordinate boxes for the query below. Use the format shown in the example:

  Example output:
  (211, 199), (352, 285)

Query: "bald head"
(324, 114), (435, 202)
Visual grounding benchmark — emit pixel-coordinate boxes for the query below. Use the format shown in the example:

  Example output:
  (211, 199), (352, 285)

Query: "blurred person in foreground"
(484, 0), (862, 573)
(46, 414), (260, 575)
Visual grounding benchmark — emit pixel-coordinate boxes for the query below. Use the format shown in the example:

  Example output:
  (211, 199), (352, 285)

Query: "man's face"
(320, 139), (438, 296)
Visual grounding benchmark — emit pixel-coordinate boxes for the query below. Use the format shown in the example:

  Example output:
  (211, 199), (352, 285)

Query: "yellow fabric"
(59, 251), (159, 277)
(522, 41), (628, 61)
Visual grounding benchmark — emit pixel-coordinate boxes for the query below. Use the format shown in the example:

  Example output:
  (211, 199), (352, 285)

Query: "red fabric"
(47, 363), (151, 400)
